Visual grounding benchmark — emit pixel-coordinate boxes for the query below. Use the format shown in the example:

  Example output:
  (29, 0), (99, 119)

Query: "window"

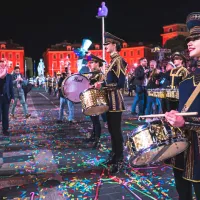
(131, 51), (133, 56)
(67, 46), (71, 51)
(0, 44), (6, 49)
(1, 53), (5, 58)
(124, 52), (126, 56)
(123, 43), (127, 48)
(60, 54), (63, 59)
(68, 54), (70, 58)
(169, 28), (173, 32)
(9, 53), (12, 59)
(137, 50), (140, 55)
(16, 54), (19, 59)
(95, 45), (100, 50)
(53, 54), (56, 59)
(16, 62), (20, 66)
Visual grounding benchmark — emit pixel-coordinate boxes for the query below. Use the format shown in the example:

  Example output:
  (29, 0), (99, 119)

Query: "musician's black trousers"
(90, 115), (101, 139)
(161, 99), (179, 113)
(173, 168), (200, 200)
(106, 112), (123, 162)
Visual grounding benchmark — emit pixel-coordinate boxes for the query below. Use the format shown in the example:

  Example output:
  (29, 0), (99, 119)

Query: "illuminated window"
(1, 44), (6, 49)
(131, 51), (133, 56)
(123, 43), (127, 48)
(16, 54), (20, 59)
(95, 45), (100, 50)
(67, 46), (71, 51)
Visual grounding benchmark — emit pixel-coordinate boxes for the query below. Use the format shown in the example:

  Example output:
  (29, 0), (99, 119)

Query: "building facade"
(0, 40), (24, 74)
(43, 41), (153, 76)
(161, 24), (189, 46)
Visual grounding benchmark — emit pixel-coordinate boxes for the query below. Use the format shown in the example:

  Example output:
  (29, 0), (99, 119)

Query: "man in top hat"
(165, 12), (200, 200)
(95, 32), (127, 173)
(85, 53), (107, 149)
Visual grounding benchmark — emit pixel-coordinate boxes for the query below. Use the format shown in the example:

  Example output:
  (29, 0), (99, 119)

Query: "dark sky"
(0, 0), (197, 61)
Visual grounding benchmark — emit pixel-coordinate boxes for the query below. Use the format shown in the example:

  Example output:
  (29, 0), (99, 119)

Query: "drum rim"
(129, 123), (149, 136)
(61, 74), (90, 103)
(82, 105), (109, 116)
(128, 138), (189, 166)
(79, 87), (103, 97)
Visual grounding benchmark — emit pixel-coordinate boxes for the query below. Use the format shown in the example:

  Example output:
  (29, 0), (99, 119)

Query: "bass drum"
(61, 74), (90, 103)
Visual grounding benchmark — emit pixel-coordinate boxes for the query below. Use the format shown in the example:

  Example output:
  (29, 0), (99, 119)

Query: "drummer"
(165, 12), (200, 200)
(85, 53), (107, 149)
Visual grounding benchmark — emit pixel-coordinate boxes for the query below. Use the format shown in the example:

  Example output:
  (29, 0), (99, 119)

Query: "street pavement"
(0, 87), (180, 200)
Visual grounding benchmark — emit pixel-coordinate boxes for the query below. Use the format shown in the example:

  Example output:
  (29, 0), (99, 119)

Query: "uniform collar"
(110, 52), (119, 59)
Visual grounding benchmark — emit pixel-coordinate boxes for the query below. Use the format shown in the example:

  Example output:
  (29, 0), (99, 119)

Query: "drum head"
(62, 74), (90, 103)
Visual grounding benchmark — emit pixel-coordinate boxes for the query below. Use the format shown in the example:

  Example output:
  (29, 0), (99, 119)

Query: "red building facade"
(43, 41), (153, 76)
(0, 40), (24, 74)
(161, 24), (189, 46)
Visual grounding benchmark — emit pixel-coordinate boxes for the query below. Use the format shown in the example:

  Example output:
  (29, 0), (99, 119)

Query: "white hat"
(168, 61), (176, 68)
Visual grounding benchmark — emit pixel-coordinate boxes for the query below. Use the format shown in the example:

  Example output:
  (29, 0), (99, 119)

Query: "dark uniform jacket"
(167, 67), (200, 182)
(105, 52), (127, 112)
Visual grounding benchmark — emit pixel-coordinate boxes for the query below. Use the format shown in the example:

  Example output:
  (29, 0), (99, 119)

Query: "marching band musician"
(85, 54), (106, 149)
(165, 12), (200, 199)
(95, 32), (127, 174)
(57, 69), (76, 124)
(170, 51), (189, 89)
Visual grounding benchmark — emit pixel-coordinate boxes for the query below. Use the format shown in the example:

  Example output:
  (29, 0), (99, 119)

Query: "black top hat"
(103, 32), (125, 45)
(186, 12), (200, 42)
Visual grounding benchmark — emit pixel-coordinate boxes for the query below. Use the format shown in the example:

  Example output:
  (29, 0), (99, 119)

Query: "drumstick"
(139, 112), (198, 118)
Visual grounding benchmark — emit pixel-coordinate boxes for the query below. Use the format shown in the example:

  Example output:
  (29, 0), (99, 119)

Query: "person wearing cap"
(165, 12), (200, 199)
(95, 32), (127, 173)
(170, 51), (189, 88)
(85, 53), (107, 149)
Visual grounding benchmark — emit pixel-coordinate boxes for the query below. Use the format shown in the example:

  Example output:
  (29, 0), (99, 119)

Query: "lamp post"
(96, 2), (108, 73)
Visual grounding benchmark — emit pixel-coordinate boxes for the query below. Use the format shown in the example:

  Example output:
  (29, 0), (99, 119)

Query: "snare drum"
(61, 74), (90, 103)
(80, 88), (109, 116)
(152, 88), (166, 98)
(126, 121), (188, 166)
(166, 89), (179, 100)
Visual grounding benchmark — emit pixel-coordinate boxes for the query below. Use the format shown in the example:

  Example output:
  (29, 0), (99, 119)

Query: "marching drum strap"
(182, 82), (200, 112)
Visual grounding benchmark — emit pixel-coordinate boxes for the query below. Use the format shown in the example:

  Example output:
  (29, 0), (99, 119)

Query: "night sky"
(0, 0), (197, 61)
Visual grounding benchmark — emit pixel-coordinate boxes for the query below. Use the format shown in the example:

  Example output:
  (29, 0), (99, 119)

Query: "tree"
(164, 35), (187, 53)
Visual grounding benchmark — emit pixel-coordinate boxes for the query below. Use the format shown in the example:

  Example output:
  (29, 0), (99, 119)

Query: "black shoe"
(86, 133), (95, 142)
(92, 138), (101, 149)
(131, 112), (137, 116)
(3, 130), (10, 136)
(56, 120), (63, 124)
(109, 161), (123, 174)
(102, 152), (116, 165)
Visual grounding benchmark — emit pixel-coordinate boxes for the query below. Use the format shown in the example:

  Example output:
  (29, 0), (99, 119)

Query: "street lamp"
(96, 2), (108, 73)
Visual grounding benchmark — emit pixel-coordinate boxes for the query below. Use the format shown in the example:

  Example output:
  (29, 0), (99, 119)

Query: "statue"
(37, 58), (45, 76)
(97, 2), (108, 18)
